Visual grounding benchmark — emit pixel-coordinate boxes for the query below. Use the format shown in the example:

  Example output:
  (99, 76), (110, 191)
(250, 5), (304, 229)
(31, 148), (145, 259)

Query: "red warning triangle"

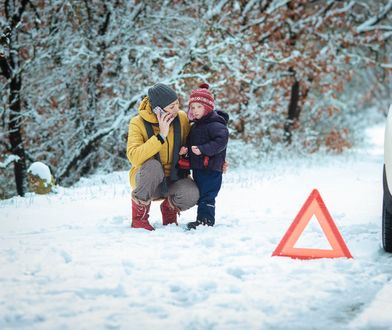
(272, 189), (352, 259)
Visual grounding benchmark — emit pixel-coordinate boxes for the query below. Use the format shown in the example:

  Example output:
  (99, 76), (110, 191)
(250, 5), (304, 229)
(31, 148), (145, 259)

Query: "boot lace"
(136, 203), (149, 222)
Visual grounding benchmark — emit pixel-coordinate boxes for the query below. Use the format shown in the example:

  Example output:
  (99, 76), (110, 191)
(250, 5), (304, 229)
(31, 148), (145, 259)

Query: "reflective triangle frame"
(272, 189), (353, 259)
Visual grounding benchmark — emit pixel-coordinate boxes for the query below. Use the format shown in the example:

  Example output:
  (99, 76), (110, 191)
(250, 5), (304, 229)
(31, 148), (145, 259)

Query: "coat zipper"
(166, 137), (170, 166)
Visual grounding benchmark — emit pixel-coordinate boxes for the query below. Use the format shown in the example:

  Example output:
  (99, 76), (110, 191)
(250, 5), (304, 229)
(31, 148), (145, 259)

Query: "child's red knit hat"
(188, 83), (215, 114)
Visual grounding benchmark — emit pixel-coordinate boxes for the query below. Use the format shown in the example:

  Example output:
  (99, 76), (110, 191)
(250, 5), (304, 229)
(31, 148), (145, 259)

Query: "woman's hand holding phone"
(156, 107), (174, 138)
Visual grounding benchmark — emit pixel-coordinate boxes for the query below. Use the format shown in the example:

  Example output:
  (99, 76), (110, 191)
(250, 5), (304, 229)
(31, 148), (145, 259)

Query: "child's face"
(190, 102), (206, 120)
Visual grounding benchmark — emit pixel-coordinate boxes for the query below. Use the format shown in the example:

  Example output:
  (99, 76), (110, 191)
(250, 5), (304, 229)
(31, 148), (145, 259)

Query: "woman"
(127, 83), (199, 230)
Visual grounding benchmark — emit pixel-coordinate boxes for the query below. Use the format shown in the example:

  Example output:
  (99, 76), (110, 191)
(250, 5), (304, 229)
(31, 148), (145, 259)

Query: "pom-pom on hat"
(188, 83), (215, 115)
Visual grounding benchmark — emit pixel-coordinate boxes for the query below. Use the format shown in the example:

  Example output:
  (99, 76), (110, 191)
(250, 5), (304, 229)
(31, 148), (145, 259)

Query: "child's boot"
(187, 218), (214, 230)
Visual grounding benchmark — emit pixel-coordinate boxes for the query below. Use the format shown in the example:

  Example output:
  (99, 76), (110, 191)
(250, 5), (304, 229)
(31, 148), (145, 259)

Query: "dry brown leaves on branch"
(325, 128), (352, 153)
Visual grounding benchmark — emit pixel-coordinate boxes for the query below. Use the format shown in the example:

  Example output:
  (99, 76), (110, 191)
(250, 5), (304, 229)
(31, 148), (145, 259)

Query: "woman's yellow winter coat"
(126, 97), (190, 188)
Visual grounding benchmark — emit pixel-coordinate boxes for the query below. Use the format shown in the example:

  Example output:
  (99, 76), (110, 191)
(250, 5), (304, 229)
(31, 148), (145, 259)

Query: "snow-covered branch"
(55, 108), (129, 182)
(0, 154), (20, 169)
(356, 0), (392, 33)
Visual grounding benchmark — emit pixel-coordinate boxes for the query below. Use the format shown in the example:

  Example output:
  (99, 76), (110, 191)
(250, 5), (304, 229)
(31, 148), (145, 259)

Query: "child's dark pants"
(192, 169), (223, 226)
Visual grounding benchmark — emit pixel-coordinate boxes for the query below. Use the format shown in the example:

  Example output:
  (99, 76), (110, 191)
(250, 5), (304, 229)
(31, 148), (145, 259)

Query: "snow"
(351, 281), (392, 328)
(293, 215), (333, 250)
(27, 162), (52, 184)
(1, 123), (392, 329)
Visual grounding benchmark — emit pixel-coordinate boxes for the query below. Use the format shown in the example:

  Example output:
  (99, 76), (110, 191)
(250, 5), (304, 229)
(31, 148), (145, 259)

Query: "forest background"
(1, 0), (391, 199)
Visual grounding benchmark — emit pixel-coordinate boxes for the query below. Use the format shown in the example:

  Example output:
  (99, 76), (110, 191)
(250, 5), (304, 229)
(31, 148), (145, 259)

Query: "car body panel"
(385, 104), (392, 193)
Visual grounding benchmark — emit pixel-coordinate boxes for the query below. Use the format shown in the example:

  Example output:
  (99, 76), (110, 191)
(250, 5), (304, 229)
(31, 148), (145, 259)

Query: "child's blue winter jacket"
(187, 110), (229, 172)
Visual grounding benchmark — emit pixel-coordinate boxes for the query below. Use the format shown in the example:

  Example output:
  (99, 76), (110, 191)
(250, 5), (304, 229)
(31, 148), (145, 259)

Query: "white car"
(383, 105), (392, 252)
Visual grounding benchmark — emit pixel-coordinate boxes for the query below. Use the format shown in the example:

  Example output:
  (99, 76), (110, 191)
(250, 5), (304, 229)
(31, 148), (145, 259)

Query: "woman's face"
(190, 102), (205, 120)
(163, 99), (180, 117)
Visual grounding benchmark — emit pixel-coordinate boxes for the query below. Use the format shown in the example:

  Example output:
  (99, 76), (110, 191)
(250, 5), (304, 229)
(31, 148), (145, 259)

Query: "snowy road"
(1, 124), (391, 330)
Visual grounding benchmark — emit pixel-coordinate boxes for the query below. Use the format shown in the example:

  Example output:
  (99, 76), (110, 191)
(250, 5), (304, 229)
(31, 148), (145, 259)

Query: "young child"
(179, 83), (229, 230)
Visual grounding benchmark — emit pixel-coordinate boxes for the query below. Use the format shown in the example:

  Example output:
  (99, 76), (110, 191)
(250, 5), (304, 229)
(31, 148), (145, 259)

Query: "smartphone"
(153, 106), (165, 116)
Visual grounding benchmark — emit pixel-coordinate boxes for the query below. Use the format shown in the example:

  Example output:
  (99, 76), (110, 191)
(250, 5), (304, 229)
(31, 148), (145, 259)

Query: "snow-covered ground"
(1, 124), (391, 330)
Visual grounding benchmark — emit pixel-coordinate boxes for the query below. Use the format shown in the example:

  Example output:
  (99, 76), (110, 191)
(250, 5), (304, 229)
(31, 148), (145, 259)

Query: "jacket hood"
(138, 96), (158, 124)
(216, 110), (229, 124)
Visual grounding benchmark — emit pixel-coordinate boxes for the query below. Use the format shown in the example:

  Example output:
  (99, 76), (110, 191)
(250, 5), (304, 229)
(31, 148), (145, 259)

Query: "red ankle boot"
(160, 198), (179, 226)
(131, 199), (154, 231)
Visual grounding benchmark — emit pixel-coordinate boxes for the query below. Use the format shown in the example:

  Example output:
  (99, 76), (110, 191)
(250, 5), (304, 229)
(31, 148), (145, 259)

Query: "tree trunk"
(284, 77), (301, 144)
(8, 24), (27, 196)
(8, 71), (27, 196)
(8, 25), (27, 196)
(1, 0), (29, 196)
